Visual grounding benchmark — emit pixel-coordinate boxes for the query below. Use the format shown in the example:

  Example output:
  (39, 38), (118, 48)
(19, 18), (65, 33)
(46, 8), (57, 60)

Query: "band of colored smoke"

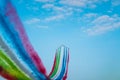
(0, 0), (69, 80)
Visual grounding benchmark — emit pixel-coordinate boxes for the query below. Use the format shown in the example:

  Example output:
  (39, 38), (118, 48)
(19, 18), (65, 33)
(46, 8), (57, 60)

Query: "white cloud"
(43, 7), (73, 22)
(60, 0), (108, 8)
(45, 15), (64, 21)
(25, 18), (41, 24)
(35, 0), (54, 2)
(25, 18), (48, 29)
(79, 13), (98, 23)
(60, 0), (87, 7)
(84, 13), (97, 18)
(41, 3), (74, 21)
(42, 3), (74, 20)
(111, 0), (120, 6)
(41, 0), (110, 20)
(25, 14), (67, 23)
(36, 25), (48, 29)
(42, 4), (54, 8)
(42, 4), (65, 12)
(53, 6), (65, 12)
(83, 14), (120, 35)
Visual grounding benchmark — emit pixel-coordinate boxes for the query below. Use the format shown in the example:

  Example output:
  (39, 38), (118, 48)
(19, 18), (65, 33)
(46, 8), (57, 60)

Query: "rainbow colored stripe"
(0, 0), (69, 80)
(49, 46), (69, 80)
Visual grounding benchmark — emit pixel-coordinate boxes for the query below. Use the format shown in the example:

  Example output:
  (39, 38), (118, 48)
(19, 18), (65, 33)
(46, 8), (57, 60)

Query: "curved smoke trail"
(0, 36), (36, 80)
(0, 0), (69, 80)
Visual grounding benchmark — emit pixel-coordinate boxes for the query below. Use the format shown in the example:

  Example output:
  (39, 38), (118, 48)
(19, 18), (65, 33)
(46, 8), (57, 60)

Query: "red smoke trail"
(48, 53), (57, 77)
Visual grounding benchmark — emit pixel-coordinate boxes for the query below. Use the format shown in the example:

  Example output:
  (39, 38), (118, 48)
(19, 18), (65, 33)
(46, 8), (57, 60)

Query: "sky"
(1, 0), (120, 80)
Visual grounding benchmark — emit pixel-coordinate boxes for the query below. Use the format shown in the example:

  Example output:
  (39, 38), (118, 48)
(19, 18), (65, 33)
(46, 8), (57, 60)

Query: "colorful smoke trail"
(0, 0), (69, 80)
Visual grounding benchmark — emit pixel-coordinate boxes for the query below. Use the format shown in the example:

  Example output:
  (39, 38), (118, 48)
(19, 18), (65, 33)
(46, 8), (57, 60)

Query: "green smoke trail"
(0, 49), (31, 80)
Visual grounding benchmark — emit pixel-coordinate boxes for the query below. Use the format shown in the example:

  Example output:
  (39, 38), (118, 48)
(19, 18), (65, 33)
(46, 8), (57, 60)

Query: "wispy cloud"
(25, 18), (41, 24)
(83, 14), (120, 35)
(111, 0), (120, 6)
(45, 15), (64, 21)
(60, 0), (108, 8)
(42, 3), (73, 14)
(25, 18), (48, 29)
(36, 25), (48, 29)
(39, 0), (110, 21)
(32, 0), (112, 22)
(25, 14), (67, 23)
(42, 4), (66, 13)
(42, 4), (54, 8)
(84, 13), (97, 18)
(41, 3), (73, 21)
(24, 0), (120, 32)
(35, 0), (54, 3)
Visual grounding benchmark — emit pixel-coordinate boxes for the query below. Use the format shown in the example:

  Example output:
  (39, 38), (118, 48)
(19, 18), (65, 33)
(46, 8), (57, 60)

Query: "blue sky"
(3, 0), (119, 80)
